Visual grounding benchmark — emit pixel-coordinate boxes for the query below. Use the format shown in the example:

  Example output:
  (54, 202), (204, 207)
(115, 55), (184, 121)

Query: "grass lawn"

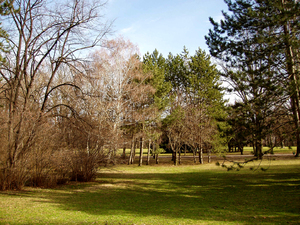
(239, 146), (296, 155)
(0, 158), (300, 225)
(118, 146), (296, 157)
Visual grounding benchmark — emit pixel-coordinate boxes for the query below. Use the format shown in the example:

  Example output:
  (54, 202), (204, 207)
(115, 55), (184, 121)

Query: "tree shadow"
(8, 167), (300, 224)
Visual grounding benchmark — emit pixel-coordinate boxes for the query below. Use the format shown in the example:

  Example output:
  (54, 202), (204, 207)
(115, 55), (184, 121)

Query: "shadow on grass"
(9, 165), (300, 224)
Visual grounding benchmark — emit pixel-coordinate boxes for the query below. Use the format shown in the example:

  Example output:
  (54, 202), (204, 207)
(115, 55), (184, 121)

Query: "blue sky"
(105, 0), (228, 57)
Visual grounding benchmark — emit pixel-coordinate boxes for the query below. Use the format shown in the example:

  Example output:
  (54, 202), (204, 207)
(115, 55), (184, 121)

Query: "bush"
(0, 148), (105, 190)
(0, 165), (29, 191)
(68, 150), (102, 182)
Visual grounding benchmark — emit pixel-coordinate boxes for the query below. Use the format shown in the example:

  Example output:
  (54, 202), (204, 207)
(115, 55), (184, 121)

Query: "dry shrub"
(0, 146), (106, 190)
(26, 148), (105, 187)
(26, 148), (65, 188)
(0, 166), (29, 191)
(0, 117), (105, 190)
(68, 150), (103, 182)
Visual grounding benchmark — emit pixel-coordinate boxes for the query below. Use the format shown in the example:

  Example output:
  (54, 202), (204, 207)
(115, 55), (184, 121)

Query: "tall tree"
(0, 0), (111, 190)
(142, 49), (171, 164)
(87, 37), (155, 165)
(162, 105), (186, 166)
(166, 48), (226, 158)
(143, 49), (171, 112)
(205, 0), (297, 158)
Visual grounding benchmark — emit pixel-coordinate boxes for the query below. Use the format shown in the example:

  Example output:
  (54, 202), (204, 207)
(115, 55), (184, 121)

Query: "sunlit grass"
(0, 159), (300, 224)
(118, 146), (296, 157)
(241, 146), (296, 154)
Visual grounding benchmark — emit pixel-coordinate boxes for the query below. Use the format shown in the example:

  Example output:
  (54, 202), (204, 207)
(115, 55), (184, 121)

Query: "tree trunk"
(291, 95), (300, 157)
(128, 137), (135, 165)
(228, 143), (232, 152)
(283, 12), (300, 157)
(178, 150), (181, 165)
(239, 145), (244, 155)
(193, 149), (196, 163)
(147, 140), (151, 165)
(199, 147), (203, 164)
(153, 141), (158, 164)
(122, 146), (126, 159)
(254, 139), (263, 159)
(132, 139), (137, 162)
(207, 149), (211, 163)
(174, 150), (177, 166)
(138, 137), (143, 166)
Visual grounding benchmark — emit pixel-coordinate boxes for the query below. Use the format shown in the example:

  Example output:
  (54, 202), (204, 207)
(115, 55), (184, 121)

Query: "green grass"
(238, 146), (296, 155)
(119, 146), (296, 157)
(1, 159), (300, 224)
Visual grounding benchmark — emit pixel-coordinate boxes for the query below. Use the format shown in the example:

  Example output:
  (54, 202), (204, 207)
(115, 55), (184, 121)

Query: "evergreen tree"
(143, 49), (172, 112)
(0, 0), (14, 62)
(205, 0), (298, 158)
(164, 47), (227, 159)
(142, 50), (172, 162)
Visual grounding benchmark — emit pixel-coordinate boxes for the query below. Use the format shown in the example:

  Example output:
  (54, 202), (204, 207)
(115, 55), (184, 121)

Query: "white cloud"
(120, 26), (134, 34)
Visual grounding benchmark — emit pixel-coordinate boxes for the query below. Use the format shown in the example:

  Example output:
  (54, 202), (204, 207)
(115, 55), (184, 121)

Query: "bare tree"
(183, 103), (215, 164)
(0, 0), (111, 190)
(86, 37), (154, 165)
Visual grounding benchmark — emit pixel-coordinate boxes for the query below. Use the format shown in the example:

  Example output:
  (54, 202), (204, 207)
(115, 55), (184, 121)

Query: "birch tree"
(87, 37), (154, 165)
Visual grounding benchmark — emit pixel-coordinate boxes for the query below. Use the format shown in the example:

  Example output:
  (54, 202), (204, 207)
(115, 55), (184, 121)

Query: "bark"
(122, 146), (126, 159)
(282, 6), (300, 157)
(207, 149), (211, 163)
(138, 137), (143, 166)
(253, 139), (263, 159)
(128, 137), (135, 165)
(132, 139), (137, 164)
(291, 95), (300, 157)
(153, 141), (159, 164)
(239, 145), (244, 155)
(153, 140), (155, 156)
(146, 140), (151, 165)
(199, 147), (203, 164)
(193, 149), (196, 163)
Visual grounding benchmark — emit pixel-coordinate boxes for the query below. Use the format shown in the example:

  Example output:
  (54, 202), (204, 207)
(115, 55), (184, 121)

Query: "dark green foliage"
(206, 0), (299, 158)
(163, 47), (227, 154)
(143, 49), (172, 112)
(0, 0), (15, 62)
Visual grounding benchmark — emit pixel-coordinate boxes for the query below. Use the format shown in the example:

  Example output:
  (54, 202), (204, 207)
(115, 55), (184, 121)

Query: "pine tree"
(164, 47), (227, 161)
(0, 0), (14, 62)
(142, 50), (172, 163)
(205, 0), (298, 158)
(143, 49), (171, 111)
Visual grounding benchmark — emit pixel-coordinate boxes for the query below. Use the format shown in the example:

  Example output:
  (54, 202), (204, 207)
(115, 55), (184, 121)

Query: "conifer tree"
(142, 49), (172, 164)
(164, 47), (226, 161)
(205, 0), (299, 157)
(143, 49), (171, 112)
(0, 0), (14, 62)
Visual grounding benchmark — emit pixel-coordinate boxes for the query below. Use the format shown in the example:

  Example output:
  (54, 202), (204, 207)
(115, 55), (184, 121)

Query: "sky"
(105, 0), (228, 57)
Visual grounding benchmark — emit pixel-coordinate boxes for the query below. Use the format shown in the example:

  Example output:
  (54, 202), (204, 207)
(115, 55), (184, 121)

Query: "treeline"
(0, 0), (299, 190)
(0, 0), (225, 190)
